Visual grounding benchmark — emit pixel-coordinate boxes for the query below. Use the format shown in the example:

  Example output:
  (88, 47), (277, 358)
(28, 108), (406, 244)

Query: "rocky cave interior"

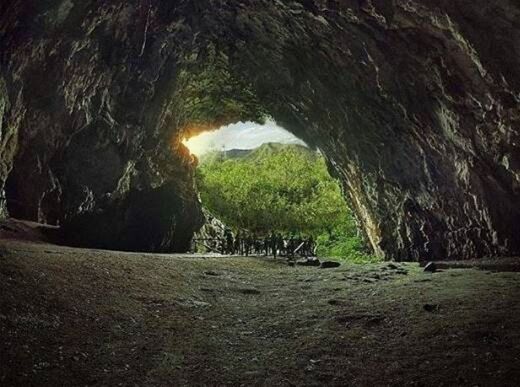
(1, 1), (520, 385)
(2, 0), (520, 263)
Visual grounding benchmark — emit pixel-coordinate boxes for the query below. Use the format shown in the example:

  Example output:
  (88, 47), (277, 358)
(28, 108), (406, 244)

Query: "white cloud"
(183, 120), (307, 156)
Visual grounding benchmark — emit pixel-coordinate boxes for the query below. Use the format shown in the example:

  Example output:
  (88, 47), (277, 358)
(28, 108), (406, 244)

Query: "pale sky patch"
(183, 120), (307, 157)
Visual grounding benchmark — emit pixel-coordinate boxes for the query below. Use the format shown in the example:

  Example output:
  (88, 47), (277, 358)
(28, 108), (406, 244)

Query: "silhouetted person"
(287, 235), (295, 258)
(251, 233), (257, 255)
(307, 235), (315, 257)
(254, 235), (262, 255)
(234, 231), (242, 255)
(309, 235), (316, 257)
(270, 232), (277, 258)
(245, 233), (253, 257)
(264, 235), (270, 256)
(225, 228), (234, 255)
(277, 233), (284, 257)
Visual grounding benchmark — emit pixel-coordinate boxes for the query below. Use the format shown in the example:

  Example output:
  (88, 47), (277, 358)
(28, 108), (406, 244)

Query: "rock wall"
(0, 0), (207, 252)
(1, 0), (519, 259)
(192, 208), (230, 253)
(0, 75), (10, 218)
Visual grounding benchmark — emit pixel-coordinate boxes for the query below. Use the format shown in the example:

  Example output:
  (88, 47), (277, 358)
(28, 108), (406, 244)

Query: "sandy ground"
(1, 238), (520, 386)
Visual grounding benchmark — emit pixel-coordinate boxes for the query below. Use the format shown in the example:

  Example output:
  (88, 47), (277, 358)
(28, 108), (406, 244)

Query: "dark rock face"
(0, 75), (11, 218)
(1, 1), (519, 259)
(0, 0), (207, 252)
(193, 208), (230, 248)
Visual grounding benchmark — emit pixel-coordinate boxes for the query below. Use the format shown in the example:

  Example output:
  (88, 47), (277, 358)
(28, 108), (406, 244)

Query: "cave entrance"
(183, 120), (376, 263)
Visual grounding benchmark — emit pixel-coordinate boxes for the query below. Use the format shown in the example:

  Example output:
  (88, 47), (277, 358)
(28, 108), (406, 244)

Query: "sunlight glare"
(183, 120), (306, 157)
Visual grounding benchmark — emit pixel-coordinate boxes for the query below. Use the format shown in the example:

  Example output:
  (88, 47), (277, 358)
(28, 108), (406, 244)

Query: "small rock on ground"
(423, 303), (440, 313)
(296, 258), (321, 267)
(321, 261), (341, 269)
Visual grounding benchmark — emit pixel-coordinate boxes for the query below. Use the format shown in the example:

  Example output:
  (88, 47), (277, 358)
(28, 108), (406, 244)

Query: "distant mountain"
(198, 142), (314, 165)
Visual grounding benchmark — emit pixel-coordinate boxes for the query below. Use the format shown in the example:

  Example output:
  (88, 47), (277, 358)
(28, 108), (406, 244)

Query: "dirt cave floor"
(1, 239), (520, 386)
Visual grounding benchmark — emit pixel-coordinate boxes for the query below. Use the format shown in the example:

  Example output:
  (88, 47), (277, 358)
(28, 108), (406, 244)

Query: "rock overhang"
(0, 0), (518, 259)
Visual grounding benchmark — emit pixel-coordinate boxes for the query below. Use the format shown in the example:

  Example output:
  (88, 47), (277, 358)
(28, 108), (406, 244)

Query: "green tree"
(195, 143), (379, 262)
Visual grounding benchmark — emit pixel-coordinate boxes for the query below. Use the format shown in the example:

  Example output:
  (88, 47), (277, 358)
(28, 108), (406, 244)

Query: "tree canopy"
(195, 143), (379, 262)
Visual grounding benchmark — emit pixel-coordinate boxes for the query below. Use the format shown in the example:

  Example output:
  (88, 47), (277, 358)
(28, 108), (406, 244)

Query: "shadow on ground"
(1, 238), (520, 386)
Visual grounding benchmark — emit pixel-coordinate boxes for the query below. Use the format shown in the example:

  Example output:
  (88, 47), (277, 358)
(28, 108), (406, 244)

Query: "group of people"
(222, 230), (316, 258)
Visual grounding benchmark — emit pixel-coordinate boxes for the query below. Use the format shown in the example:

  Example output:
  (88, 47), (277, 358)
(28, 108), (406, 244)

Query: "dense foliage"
(173, 44), (268, 134)
(195, 143), (379, 262)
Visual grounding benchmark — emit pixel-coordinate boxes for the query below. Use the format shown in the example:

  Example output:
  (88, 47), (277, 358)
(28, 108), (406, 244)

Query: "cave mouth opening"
(183, 120), (377, 264)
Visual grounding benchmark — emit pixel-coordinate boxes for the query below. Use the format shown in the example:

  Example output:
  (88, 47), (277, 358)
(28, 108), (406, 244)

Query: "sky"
(183, 120), (307, 157)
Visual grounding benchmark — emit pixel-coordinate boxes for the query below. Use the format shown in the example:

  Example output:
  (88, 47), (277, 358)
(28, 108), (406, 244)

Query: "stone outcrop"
(192, 208), (230, 253)
(0, 1), (519, 259)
